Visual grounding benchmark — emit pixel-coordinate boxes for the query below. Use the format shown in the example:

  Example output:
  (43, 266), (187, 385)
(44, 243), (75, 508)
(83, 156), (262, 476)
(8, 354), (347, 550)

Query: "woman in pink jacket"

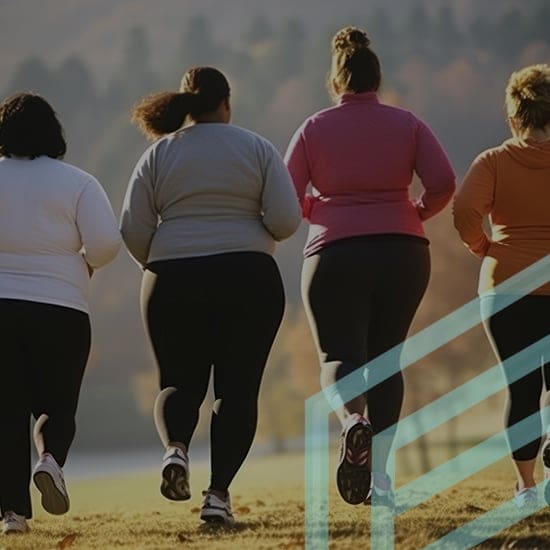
(285, 27), (455, 506)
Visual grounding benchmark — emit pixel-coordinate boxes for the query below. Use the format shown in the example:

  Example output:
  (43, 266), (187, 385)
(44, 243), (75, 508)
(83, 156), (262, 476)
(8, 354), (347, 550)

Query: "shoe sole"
(337, 422), (373, 505)
(543, 443), (550, 470)
(33, 471), (69, 515)
(200, 510), (235, 525)
(2, 528), (29, 535)
(161, 463), (190, 501)
(542, 443), (550, 505)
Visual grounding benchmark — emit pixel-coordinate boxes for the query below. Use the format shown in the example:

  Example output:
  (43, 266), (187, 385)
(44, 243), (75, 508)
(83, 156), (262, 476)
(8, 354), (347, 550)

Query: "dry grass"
(2, 452), (550, 549)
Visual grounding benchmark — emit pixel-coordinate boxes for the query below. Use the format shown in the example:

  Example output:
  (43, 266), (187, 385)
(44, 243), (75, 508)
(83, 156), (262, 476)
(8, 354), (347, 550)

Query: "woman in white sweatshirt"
(121, 66), (301, 525)
(0, 92), (120, 535)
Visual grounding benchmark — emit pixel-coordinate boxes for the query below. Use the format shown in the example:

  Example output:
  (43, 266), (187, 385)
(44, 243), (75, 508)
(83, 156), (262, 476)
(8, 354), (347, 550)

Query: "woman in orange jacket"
(454, 64), (550, 510)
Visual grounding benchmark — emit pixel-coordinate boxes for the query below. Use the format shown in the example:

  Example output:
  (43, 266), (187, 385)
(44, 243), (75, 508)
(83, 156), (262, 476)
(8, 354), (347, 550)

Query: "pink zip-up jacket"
(284, 92), (456, 256)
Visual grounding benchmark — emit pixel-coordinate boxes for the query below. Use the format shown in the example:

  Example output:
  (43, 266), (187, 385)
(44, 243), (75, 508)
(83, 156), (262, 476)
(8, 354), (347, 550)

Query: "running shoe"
(364, 472), (395, 510)
(200, 490), (235, 525)
(513, 484), (539, 510)
(32, 453), (69, 515)
(336, 413), (373, 505)
(160, 446), (190, 501)
(2, 511), (29, 535)
(542, 437), (550, 504)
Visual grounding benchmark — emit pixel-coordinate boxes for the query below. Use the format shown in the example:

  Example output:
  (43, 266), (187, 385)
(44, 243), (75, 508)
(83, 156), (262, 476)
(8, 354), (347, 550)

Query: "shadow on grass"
(475, 535), (550, 549)
(197, 519), (265, 533)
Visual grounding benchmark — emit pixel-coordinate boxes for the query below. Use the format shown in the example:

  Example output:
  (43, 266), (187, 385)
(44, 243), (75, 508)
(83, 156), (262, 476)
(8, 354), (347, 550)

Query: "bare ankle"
(167, 442), (187, 454)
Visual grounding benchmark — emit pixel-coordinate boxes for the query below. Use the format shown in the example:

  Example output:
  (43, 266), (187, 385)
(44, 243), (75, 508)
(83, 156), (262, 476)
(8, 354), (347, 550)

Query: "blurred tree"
(403, 3), (434, 60)
(7, 56), (53, 98)
(272, 17), (307, 79)
(493, 8), (529, 58)
(243, 14), (274, 47)
(366, 7), (398, 74)
(531, 0), (550, 43)
(108, 26), (159, 109)
(469, 15), (494, 52)
(53, 56), (100, 166)
(54, 56), (97, 115)
(179, 14), (221, 69)
(432, 5), (463, 63)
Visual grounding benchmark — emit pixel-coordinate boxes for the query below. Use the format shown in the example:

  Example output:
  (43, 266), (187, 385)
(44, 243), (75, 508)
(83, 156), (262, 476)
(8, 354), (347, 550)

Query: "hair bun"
(508, 64), (550, 103)
(332, 26), (371, 54)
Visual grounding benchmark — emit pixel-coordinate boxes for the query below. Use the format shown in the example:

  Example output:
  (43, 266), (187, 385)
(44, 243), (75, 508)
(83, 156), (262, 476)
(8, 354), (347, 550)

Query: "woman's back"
(0, 156), (120, 311)
(455, 137), (550, 294)
(295, 93), (418, 194)
(0, 157), (91, 255)
(286, 92), (455, 255)
(122, 123), (299, 264)
(483, 139), (550, 236)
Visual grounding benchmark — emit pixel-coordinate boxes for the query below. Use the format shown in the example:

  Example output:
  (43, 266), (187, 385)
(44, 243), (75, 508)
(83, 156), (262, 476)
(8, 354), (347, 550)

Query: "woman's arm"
(120, 149), (158, 267)
(453, 152), (495, 258)
(77, 177), (121, 270)
(413, 119), (456, 221)
(284, 124), (313, 218)
(261, 142), (302, 241)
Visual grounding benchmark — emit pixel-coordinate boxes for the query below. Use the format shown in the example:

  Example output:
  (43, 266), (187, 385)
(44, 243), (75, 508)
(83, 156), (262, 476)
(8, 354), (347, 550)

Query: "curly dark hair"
(0, 92), (66, 159)
(132, 66), (231, 140)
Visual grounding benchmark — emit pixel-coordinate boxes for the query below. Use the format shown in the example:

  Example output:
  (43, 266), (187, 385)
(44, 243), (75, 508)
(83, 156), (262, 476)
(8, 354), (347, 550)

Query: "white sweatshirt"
(0, 156), (121, 313)
(120, 123), (301, 266)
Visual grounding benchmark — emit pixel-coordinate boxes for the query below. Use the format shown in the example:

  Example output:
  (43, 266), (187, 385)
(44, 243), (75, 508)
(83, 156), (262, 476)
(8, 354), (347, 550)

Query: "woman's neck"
(520, 125), (550, 142)
(192, 114), (227, 124)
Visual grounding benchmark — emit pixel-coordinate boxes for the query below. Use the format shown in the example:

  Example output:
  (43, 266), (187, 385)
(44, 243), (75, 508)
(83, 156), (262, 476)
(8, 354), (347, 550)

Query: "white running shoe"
(336, 413), (373, 505)
(2, 511), (29, 535)
(514, 484), (539, 510)
(542, 437), (550, 477)
(365, 472), (395, 510)
(542, 437), (550, 505)
(160, 446), (190, 501)
(200, 490), (235, 525)
(32, 453), (69, 515)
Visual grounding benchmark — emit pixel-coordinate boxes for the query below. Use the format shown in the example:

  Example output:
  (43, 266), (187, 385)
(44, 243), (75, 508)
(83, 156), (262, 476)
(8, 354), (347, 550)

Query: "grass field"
(2, 451), (550, 549)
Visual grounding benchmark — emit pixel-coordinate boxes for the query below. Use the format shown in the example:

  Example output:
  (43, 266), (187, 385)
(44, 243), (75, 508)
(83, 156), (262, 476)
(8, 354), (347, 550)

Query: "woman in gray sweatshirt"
(120, 66), (301, 525)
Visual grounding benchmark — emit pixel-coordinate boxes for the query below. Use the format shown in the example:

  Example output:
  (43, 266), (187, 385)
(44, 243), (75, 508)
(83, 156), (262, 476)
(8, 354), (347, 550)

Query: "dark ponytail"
(132, 67), (231, 140)
(132, 91), (197, 140)
(329, 26), (381, 100)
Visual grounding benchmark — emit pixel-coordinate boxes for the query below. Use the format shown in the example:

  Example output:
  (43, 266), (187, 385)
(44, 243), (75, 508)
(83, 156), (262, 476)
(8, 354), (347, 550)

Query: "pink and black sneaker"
(336, 414), (373, 505)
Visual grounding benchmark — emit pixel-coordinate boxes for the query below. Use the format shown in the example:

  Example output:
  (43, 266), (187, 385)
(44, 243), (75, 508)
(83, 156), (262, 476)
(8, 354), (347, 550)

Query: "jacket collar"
(338, 92), (379, 105)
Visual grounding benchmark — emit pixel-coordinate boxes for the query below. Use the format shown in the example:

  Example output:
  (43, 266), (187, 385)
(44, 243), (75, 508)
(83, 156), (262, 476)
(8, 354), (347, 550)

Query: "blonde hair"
(506, 64), (550, 133)
(328, 26), (381, 101)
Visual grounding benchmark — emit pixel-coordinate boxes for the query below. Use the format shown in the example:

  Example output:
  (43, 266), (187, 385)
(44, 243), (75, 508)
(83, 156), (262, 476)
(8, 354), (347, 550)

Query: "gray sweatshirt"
(120, 123), (301, 266)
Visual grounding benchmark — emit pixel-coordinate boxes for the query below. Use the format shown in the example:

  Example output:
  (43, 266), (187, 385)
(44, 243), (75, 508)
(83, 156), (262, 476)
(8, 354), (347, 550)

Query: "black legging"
(142, 252), (285, 492)
(302, 235), (430, 453)
(482, 294), (550, 461)
(0, 299), (90, 518)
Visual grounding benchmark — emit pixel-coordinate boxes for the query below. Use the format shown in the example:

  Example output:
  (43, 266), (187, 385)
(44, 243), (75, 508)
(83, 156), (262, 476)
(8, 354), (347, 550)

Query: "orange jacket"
(453, 137), (550, 295)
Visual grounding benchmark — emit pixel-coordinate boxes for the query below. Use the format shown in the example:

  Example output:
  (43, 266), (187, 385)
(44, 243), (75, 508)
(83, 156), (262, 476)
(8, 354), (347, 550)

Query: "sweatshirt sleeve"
(453, 151), (495, 258)
(413, 119), (456, 221)
(120, 147), (158, 267)
(284, 124), (312, 218)
(76, 177), (121, 269)
(261, 141), (302, 241)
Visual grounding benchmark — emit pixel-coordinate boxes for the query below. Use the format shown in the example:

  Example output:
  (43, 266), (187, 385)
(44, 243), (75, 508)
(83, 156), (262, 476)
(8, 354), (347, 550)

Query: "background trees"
(1, 1), (546, 461)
